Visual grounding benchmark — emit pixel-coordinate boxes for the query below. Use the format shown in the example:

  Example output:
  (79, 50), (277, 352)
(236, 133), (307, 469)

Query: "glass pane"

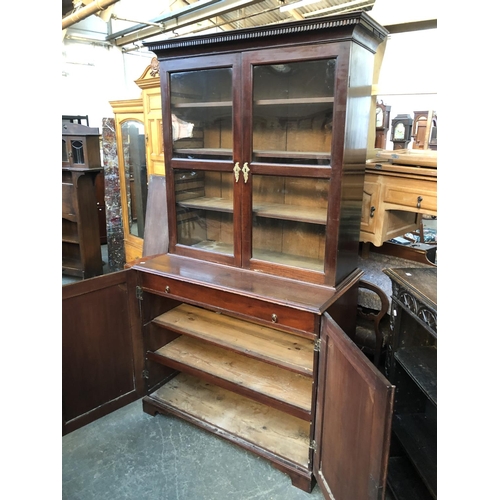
(175, 169), (234, 255)
(252, 59), (336, 165)
(170, 68), (233, 160)
(71, 140), (85, 164)
(252, 175), (329, 272)
(120, 120), (147, 238)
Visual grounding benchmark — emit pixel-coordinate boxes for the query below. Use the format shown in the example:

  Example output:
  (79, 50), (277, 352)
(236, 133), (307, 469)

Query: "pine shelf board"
(148, 372), (311, 468)
(153, 304), (314, 376)
(153, 335), (313, 413)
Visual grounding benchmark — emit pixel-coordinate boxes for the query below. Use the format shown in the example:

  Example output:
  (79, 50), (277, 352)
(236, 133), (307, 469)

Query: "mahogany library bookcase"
(63, 12), (397, 500)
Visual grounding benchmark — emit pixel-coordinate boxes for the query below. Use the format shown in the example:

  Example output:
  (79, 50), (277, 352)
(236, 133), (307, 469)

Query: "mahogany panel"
(314, 313), (394, 500)
(62, 270), (144, 434)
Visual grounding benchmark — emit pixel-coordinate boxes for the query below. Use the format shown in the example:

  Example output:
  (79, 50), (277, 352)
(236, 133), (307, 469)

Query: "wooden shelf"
(173, 148), (232, 157)
(62, 236), (80, 244)
(254, 98), (334, 119)
(149, 335), (313, 420)
(177, 196), (327, 225)
(254, 97), (334, 106)
(172, 148), (330, 161)
(253, 150), (330, 161)
(145, 372), (311, 468)
(172, 101), (232, 108)
(153, 304), (314, 375)
(254, 202), (326, 225)
(392, 413), (437, 498)
(178, 197), (233, 213)
(394, 347), (437, 405)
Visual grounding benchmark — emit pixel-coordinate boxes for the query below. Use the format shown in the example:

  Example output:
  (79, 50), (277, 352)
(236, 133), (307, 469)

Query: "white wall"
(62, 15), (156, 130)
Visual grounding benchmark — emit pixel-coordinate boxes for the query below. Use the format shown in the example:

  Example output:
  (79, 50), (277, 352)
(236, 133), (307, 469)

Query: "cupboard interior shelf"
(178, 197), (327, 224)
(392, 413), (437, 498)
(152, 304), (314, 376)
(394, 347), (437, 405)
(145, 372), (311, 468)
(149, 303), (314, 419)
(150, 336), (313, 418)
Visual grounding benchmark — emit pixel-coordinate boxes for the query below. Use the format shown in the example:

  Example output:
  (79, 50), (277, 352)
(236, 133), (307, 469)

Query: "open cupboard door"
(62, 270), (145, 435)
(314, 313), (395, 500)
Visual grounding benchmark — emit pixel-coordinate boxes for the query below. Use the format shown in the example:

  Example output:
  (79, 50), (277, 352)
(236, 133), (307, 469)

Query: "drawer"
(140, 272), (319, 338)
(384, 185), (437, 213)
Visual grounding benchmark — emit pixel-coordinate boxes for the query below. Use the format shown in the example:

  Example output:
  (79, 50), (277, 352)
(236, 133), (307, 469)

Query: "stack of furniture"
(63, 12), (407, 500)
(62, 122), (103, 278)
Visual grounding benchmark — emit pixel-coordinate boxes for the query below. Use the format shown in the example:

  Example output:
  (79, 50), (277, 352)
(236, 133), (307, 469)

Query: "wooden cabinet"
(360, 162), (437, 247)
(384, 267), (437, 499)
(63, 12), (396, 500)
(62, 168), (103, 278)
(62, 122), (101, 169)
(62, 122), (103, 278)
(63, 256), (395, 497)
(147, 14), (386, 287)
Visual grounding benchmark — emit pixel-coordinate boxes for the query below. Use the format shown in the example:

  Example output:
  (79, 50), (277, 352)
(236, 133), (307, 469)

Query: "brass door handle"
(242, 162), (250, 183)
(233, 162), (240, 183)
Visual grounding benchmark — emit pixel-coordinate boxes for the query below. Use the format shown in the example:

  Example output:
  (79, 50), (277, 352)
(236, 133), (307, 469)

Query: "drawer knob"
(271, 313), (278, 323)
(370, 206), (376, 218)
(165, 286), (170, 293)
(417, 196), (423, 208)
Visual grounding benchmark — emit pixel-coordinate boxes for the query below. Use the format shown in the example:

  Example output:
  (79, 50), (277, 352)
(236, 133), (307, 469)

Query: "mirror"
(120, 120), (147, 238)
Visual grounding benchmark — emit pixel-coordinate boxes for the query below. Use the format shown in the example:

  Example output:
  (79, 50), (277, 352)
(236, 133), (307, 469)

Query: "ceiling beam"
(108, 0), (266, 47)
(62, 0), (121, 30)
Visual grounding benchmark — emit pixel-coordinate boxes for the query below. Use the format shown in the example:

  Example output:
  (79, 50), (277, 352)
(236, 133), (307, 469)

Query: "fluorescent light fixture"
(280, 0), (322, 13)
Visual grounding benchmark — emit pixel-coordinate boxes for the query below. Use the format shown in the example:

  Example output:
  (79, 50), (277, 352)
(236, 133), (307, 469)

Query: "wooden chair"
(354, 280), (390, 368)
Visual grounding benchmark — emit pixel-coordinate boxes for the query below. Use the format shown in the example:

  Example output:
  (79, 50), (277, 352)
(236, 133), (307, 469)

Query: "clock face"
(375, 108), (384, 128)
(394, 122), (406, 140)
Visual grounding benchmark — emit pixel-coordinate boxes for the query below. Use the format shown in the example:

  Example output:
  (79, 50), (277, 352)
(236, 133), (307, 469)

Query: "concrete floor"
(62, 399), (325, 500)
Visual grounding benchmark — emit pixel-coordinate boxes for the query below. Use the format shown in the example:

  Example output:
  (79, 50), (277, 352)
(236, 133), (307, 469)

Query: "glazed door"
(314, 313), (395, 500)
(163, 54), (243, 266)
(62, 270), (145, 435)
(240, 45), (340, 284)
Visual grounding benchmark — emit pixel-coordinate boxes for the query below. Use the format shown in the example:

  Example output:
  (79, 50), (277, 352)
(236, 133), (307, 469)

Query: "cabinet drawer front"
(384, 186), (437, 212)
(141, 273), (318, 337)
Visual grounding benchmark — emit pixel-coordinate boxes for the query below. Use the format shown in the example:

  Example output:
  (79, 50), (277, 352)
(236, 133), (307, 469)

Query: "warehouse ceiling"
(62, 0), (436, 52)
